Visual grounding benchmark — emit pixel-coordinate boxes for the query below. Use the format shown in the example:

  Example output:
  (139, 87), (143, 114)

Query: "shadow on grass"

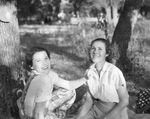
(20, 33), (84, 61)
(20, 33), (88, 109)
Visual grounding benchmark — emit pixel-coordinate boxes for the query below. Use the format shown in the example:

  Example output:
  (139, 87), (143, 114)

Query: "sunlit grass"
(20, 19), (150, 88)
(20, 19), (150, 111)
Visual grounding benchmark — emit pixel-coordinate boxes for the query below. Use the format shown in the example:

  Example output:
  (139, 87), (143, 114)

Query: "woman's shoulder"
(107, 62), (121, 71)
(49, 70), (58, 76)
(104, 62), (123, 75)
(31, 74), (51, 84)
(48, 70), (59, 79)
(35, 73), (50, 79)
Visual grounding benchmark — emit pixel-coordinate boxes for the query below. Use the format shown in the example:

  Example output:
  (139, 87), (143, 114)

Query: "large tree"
(111, 0), (143, 72)
(0, 1), (20, 69)
(0, 0), (21, 118)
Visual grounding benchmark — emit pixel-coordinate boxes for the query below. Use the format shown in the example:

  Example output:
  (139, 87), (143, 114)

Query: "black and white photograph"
(0, 0), (150, 119)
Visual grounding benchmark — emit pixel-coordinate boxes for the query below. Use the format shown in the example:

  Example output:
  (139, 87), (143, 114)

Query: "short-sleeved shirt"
(48, 70), (60, 85)
(24, 74), (53, 116)
(25, 70), (60, 104)
(20, 70), (61, 118)
(86, 61), (126, 103)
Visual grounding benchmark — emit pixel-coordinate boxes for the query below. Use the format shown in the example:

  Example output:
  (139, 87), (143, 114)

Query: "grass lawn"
(19, 19), (150, 115)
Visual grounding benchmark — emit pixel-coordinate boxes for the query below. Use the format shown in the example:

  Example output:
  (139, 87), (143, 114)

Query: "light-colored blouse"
(86, 61), (126, 103)
(24, 70), (60, 117)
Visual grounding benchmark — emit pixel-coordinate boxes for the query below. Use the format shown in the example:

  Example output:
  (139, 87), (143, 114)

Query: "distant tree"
(111, 0), (143, 73)
(70, 0), (85, 17)
(17, 0), (42, 24)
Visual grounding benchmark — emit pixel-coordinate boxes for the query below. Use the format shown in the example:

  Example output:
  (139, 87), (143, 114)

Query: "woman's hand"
(84, 70), (93, 80)
(17, 97), (21, 109)
(17, 97), (24, 119)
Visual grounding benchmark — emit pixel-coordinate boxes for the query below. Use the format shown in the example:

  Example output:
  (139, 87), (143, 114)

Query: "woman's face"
(32, 51), (50, 74)
(90, 41), (108, 63)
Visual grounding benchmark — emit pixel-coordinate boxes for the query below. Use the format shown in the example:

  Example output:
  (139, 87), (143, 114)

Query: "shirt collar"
(89, 61), (109, 72)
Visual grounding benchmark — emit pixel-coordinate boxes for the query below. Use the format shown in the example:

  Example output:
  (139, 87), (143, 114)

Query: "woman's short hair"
(25, 46), (50, 71)
(90, 38), (110, 55)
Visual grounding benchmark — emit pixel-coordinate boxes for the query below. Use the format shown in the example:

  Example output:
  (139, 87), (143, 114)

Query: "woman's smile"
(41, 65), (49, 70)
(93, 53), (101, 57)
(32, 51), (51, 74)
(90, 41), (107, 63)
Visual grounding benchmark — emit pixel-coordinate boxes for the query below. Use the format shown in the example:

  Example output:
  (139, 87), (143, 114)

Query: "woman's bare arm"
(34, 101), (47, 119)
(55, 77), (87, 90)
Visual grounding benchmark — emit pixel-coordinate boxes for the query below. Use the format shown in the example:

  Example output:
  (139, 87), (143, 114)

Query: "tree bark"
(111, 0), (143, 72)
(112, 5), (119, 27)
(106, 6), (112, 25)
(0, 1), (20, 119)
(0, 2), (20, 77)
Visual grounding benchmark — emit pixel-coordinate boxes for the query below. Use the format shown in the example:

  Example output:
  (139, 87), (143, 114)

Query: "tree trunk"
(0, 1), (20, 119)
(112, 5), (119, 27)
(0, 2), (20, 77)
(106, 6), (112, 25)
(111, 0), (143, 72)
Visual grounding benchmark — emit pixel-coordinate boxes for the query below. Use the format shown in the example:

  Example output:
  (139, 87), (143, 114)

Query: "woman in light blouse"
(73, 38), (129, 119)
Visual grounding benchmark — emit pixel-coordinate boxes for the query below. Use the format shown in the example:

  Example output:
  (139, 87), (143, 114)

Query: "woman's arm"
(34, 101), (47, 119)
(54, 77), (87, 90)
(32, 75), (52, 119)
(103, 86), (129, 119)
(75, 92), (93, 119)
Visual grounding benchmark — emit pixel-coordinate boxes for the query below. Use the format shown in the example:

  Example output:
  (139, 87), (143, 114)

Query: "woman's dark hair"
(90, 38), (110, 55)
(25, 47), (50, 71)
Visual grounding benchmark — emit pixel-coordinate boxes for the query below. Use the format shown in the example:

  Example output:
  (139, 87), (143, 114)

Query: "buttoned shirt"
(86, 61), (126, 103)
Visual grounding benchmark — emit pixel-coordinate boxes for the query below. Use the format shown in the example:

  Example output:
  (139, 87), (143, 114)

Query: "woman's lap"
(83, 104), (128, 119)
(82, 104), (104, 119)
(45, 87), (76, 118)
(17, 87), (76, 119)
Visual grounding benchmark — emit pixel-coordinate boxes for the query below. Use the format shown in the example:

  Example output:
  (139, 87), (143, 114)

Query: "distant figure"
(97, 12), (108, 38)
(58, 10), (66, 24)
(97, 12), (107, 29)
